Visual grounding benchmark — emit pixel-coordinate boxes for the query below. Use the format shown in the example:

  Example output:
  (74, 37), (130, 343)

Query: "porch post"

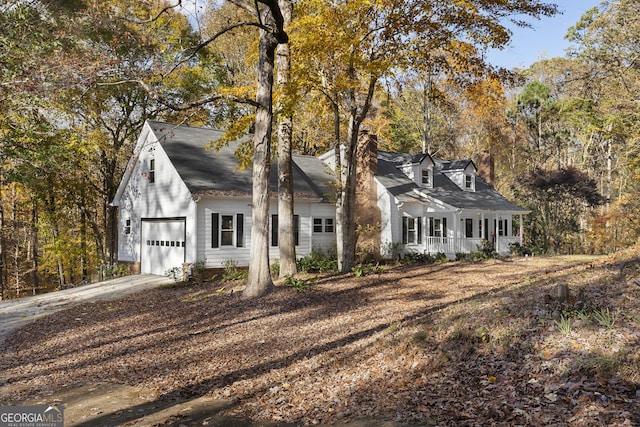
(519, 214), (523, 244)
(453, 212), (458, 254)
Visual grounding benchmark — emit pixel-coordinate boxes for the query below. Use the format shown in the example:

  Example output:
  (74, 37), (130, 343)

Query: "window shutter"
(211, 213), (219, 248)
(236, 214), (244, 247)
(417, 217), (422, 244)
(402, 217), (408, 244)
(294, 215), (299, 246)
(442, 217), (447, 238)
(271, 214), (278, 247)
(429, 217), (434, 237)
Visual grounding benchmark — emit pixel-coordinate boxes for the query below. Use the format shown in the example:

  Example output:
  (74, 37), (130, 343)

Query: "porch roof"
(376, 151), (528, 213)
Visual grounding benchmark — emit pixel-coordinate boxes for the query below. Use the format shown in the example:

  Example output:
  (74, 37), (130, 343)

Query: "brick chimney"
(477, 151), (494, 185)
(355, 131), (381, 257)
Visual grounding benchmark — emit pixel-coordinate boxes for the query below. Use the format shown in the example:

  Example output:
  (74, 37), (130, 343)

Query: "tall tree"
(225, 0), (288, 297)
(275, 0), (297, 278)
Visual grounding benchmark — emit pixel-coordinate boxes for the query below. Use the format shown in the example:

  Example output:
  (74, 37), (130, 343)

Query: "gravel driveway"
(0, 275), (174, 346)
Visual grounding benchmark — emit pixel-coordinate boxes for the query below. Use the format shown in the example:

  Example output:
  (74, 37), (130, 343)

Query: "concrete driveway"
(0, 275), (174, 345)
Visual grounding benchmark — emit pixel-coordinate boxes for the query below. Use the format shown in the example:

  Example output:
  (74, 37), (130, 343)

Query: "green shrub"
(283, 275), (317, 291)
(270, 259), (280, 278)
(352, 262), (382, 277)
(401, 251), (448, 265)
(222, 259), (248, 281)
(297, 250), (338, 273)
(191, 259), (208, 284)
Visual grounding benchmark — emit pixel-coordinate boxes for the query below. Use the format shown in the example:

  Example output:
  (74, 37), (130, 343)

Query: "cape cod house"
(321, 134), (529, 259)
(113, 121), (527, 275)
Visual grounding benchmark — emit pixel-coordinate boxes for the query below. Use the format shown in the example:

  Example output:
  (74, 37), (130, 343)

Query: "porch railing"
(424, 236), (521, 255)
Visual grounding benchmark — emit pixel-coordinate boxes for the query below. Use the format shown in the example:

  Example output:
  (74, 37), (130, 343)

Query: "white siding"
(376, 178), (399, 257)
(117, 133), (197, 266)
(196, 197), (336, 268)
(308, 203), (337, 255)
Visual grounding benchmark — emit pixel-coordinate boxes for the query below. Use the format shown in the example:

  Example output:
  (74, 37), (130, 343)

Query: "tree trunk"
(0, 171), (6, 300)
(31, 198), (39, 293)
(244, 11), (280, 298)
(337, 115), (358, 273)
(276, 0), (296, 278)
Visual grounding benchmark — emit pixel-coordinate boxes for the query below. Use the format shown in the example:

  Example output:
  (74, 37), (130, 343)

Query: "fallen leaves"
(0, 253), (639, 426)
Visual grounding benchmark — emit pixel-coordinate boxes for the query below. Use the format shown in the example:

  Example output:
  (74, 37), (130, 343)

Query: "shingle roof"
(376, 150), (527, 212)
(148, 121), (334, 200)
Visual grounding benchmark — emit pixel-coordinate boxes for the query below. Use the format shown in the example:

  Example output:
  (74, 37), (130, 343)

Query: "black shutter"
(271, 214), (278, 247)
(417, 217), (422, 244)
(236, 214), (244, 247)
(442, 217), (447, 238)
(294, 215), (300, 246)
(402, 217), (408, 244)
(212, 213), (219, 248)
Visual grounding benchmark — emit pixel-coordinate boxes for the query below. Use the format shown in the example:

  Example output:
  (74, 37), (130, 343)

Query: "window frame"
(465, 218), (473, 238)
(313, 217), (335, 234)
(464, 173), (473, 189)
(402, 216), (423, 245)
(211, 212), (244, 248)
(421, 168), (431, 187)
(124, 218), (131, 235)
(149, 158), (155, 183)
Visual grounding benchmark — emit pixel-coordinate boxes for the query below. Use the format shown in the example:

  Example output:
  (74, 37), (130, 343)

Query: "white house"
(111, 120), (336, 275)
(320, 134), (529, 259)
(113, 121), (528, 275)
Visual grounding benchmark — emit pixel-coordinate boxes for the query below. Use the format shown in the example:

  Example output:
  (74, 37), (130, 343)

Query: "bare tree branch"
(167, 22), (268, 76)
(113, 0), (183, 24)
(97, 79), (260, 110)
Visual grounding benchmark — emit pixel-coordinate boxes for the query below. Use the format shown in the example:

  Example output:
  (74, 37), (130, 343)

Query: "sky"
(485, 0), (603, 70)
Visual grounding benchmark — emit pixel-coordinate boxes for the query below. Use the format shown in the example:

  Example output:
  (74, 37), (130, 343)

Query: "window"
(402, 216), (422, 245)
(465, 174), (473, 189)
(211, 213), (244, 248)
(271, 215), (299, 246)
(220, 215), (234, 245)
(124, 218), (131, 235)
(148, 159), (155, 183)
(313, 218), (335, 233)
(421, 169), (431, 186)
(324, 218), (334, 233)
(498, 219), (508, 236)
(429, 217), (447, 238)
(465, 218), (473, 238)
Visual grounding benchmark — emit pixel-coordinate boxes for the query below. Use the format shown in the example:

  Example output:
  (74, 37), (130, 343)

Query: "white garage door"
(141, 219), (186, 275)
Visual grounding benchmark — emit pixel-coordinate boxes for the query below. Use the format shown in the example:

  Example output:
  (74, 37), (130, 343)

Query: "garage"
(141, 218), (186, 275)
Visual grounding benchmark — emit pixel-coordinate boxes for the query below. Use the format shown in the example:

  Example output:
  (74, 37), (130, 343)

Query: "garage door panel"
(141, 219), (186, 275)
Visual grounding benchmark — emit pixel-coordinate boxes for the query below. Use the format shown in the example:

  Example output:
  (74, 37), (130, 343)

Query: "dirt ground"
(0, 275), (175, 345)
(1, 253), (638, 426)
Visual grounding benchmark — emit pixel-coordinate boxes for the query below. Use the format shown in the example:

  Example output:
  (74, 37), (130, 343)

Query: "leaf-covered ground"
(1, 250), (639, 426)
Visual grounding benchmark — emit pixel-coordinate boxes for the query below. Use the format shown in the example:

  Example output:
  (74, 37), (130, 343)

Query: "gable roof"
(125, 121), (335, 201)
(376, 151), (527, 213)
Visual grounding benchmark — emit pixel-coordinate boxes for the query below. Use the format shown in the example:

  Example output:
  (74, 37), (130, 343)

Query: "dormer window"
(421, 169), (432, 187)
(465, 174), (473, 189)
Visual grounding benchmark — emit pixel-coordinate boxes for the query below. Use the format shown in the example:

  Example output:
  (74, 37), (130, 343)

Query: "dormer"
(399, 153), (435, 189)
(440, 160), (477, 192)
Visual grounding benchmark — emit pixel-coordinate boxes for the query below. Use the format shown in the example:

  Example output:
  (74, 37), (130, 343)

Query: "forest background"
(1, 0), (638, 298)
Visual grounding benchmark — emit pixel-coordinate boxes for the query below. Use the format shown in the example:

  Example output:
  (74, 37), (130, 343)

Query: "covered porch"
(402, 210), (526, 257)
